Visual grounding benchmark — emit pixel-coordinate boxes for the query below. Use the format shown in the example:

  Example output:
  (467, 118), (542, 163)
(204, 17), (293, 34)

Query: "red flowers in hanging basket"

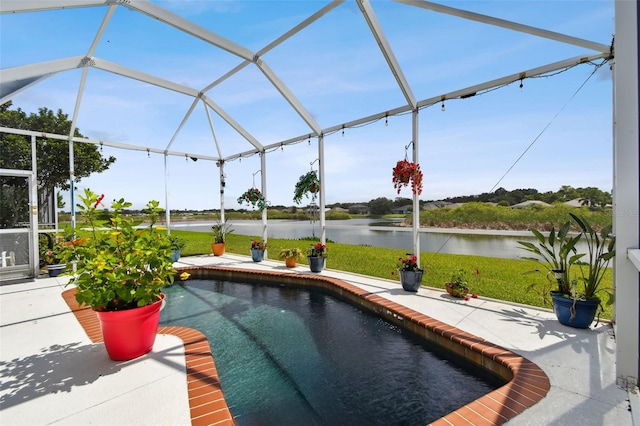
(392, 160), (423, 195)
(237, 188), (268, 212)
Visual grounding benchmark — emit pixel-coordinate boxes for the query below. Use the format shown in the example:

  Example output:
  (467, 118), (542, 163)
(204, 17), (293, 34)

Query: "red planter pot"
(95, 294), (165, 361)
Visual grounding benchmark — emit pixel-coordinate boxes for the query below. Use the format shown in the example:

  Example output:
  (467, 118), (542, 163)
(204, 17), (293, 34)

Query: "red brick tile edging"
(61, 288), (235, 426)
(63, 265), (550, 426)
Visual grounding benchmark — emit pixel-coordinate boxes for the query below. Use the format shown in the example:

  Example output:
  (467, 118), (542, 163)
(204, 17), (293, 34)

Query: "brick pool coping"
(63, 265), (550, 425)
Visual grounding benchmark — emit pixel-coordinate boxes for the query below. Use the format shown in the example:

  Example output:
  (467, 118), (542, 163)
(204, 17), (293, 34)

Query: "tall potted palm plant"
(518, 214), (615, 328)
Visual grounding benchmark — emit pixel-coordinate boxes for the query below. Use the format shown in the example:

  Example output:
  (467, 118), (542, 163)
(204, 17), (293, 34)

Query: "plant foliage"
(58, 189), (176, 311)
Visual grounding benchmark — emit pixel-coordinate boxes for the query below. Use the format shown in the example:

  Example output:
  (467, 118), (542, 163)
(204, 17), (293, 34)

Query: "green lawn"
(174, 229), (614, 320)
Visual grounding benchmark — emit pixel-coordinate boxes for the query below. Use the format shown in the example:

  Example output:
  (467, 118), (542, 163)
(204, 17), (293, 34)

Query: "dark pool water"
(160, 280), (505, 425)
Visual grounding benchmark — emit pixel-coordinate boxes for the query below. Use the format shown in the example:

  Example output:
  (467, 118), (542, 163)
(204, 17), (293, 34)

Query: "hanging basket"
(392, 160), (423, 195)
(293, 170), (320, 204)
(237, 187), (268, 212)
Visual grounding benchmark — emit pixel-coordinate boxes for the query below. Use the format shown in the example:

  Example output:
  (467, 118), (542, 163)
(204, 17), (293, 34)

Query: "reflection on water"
(171, 218), (553, 259)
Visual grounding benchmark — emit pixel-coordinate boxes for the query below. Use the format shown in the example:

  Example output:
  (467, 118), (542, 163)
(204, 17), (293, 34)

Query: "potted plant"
(250, 239), (267, 262)
(394, 253), (424, 292)
(211, 220), (233, 256)
(293, 170), (320, 205)
(237, 187), (269, 212)
(445, 268), (475, 298)
(40, 235), (66, 277)
(278, 247), (304, 268)
(307, 242), (328, 272)
(392, 159), (423, 195)
(58, 189), (176, 361)
(518, 214), (615, 328)
(169, 236), (186, 262)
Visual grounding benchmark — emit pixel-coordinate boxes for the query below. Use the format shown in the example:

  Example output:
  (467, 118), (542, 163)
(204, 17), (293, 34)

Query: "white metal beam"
(0, 0), (105, 14)
(91, 58), (199, 97)
(199, 1), (344, 94)
(124, 0), (254, 61)
(255, 59), (322, 136)
(0, 56), (85, 84)
(200, 94), (263, 150)
(396, 0), (610, 53)
(357, 0), (417, 110)
(0, 126), (220, 161)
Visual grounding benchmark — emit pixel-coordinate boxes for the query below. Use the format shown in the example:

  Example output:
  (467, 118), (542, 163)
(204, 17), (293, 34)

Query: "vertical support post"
(614, 0), (640, 388)
(69, 138), (76, 232)
(164, 153), (171, 235)
(260, 152), (268, 255)
(218, 161), (226, 223)
(318, 134), (326, 244)
(30, 135), (39, 276)
(412, 110), (420, 264)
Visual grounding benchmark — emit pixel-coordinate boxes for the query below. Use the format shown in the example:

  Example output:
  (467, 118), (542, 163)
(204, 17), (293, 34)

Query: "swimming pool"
(160, 277), (506, 425)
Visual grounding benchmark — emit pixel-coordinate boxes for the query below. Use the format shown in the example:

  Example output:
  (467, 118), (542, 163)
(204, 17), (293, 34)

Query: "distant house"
(330, 207), (349, 213)
(564, 198), (584, 207)
(510, 200), (551, 209)
(349, 204), (369, 214)
(392, 205), (413, 214)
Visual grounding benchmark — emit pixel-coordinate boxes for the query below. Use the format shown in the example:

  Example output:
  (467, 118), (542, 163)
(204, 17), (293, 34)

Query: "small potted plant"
(445, 268), (475, 298)
(518, 213), (615, 328)
(169, 236), (186, 262)
(237, 187), (269, 212)
(211, 220), (233, 256)
(394, 253), (424, 292)
(58, 188), (177, 361)
(40, 235), (66, 277)
(392, 159), (423, 195)
(307, 242), (328, 272)
(278, 247), (304, 268)
(250, 239), (267, 262)
(293, 170), (320, 205)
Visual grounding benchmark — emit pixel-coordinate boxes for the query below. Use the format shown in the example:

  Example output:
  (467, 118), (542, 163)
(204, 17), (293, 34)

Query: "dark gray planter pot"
(308, 256), (325, 272)
(400, 269), (423, 292)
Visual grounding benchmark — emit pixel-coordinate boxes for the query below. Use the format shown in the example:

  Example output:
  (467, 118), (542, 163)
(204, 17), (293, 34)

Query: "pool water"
(160, 279), (505, 425)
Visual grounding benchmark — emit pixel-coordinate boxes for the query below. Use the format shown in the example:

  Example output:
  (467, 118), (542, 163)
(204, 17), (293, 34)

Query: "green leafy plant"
(307, 242), (328, 258)
(39, 234), (65, 265)
(278, 247), (304, 260)
(517, 220), (583, 296)
(395, 253), (422, 273)
(58, 188), (176, 312)
(293, 171), (319, 205)
(251, 239), (267, 250)
(170, 236), (186, 251)
(237, 187), (269, 212)
(211, 220), (234, 244)
(448, 268), (479, 292)
(570, 213), (616, 301)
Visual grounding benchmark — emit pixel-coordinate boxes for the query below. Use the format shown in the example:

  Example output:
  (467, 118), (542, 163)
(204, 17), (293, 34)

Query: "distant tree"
(0, 102), (116, 227)
(577, 187), (611, 208)
(369, 197), (393, 215)
(393, 197), (412, 207)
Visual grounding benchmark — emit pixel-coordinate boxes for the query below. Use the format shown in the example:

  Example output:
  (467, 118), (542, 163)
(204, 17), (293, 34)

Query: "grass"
(172, 229), (614, 320)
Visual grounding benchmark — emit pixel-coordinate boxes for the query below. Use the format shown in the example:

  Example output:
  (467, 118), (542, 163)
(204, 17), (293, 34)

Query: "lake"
(170, 218), (544, 259)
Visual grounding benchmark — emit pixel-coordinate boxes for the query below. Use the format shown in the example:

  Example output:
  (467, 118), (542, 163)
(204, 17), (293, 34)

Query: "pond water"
(171, 218), (546, 259)
(160, 279), (505, 425)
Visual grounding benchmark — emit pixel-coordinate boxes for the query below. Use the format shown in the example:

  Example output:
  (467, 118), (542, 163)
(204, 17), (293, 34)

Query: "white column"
(613, 0), (640, 388)
(164, 153), (171, 234)
(412, 110), (420, 263)
(30, 135), (39, 276)
(260, 152), (268, 251)
(218, 161), (226, 223)
(318, 135), (326, 244)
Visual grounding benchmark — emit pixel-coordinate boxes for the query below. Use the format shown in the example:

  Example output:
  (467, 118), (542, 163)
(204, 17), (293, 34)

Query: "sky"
(0, 0), (615, 211)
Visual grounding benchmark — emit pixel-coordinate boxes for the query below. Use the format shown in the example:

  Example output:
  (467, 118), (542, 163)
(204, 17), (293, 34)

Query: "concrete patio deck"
(0, 253), (636, 425)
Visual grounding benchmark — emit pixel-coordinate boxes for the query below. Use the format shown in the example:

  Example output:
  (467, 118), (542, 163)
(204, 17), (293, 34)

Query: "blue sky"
(0, 1), (614, 210)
